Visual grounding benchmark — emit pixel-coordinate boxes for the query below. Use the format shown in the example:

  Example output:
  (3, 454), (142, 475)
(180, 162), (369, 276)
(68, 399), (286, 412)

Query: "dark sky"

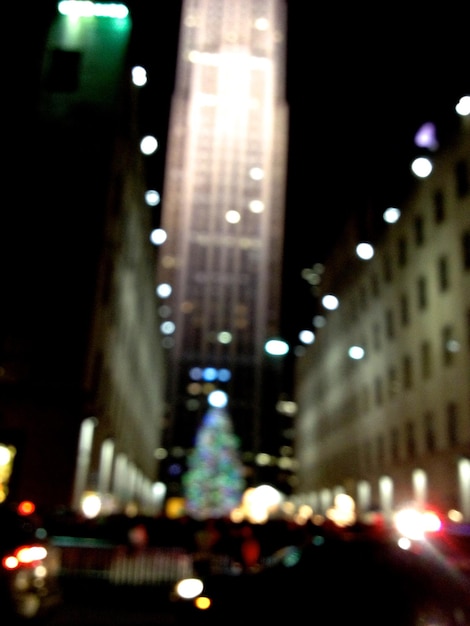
(284, 5), (468, 244)
(281, 5), (469, 340)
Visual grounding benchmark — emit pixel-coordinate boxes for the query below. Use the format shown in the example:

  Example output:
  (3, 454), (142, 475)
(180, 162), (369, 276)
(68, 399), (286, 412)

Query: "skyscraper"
(156, 0), (289, 489)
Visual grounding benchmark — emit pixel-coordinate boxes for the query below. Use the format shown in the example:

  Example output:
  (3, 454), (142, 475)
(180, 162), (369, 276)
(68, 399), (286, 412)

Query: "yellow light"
(81, 492), (102, 518)
(0, 444), (14, 466)
(194, 596), (211, 610)
(3, 555), (19, 570)
(165, 497), (186, 519)
(16, 546), (47, 564)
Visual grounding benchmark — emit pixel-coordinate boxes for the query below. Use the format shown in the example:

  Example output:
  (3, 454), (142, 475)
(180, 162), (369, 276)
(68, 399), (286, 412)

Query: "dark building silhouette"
(1, 2), (167, 514)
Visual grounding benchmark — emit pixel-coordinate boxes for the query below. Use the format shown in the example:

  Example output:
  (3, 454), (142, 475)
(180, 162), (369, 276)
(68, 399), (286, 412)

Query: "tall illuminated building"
(156, 0), (289, 487)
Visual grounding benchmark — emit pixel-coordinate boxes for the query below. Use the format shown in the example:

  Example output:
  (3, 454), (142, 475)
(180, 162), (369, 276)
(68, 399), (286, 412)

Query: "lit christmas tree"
(183, 407), (245, 520)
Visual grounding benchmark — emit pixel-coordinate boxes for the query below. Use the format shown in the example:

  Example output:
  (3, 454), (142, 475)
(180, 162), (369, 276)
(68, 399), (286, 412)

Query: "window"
(373, 322), (381, 352)
(420, 340), (432, 379)
(467, 309), (470, 348)
(397, 237), (407, 267)
(391, 427), (400, 462)
(414, 215), (424, 246)
(376, 434), (385, 469)
(361, 384), (370, 414)
(434, 189), (445, 223)
(383, 254), (392, 282)
(371, 272), (380, 298)
(363, 441), (371, 472)
(374, 376), (383, 406)
(349, 297), (358, 322)
(447, 402), (458, 447)
(400, 293), (409, 326)
(442, 325), (456, 366)
(388, 366), (398, 397)
(417, 276), (427, 310)
(438, 255), (449, 291)
(405, 421), (416, 458)
(456, 159), (469, 197)
(424, 412), (436, 452)
(385, 308), (395, 339)
(403, 354), (412, 389)
(359, 284), (367, 310)
(462, 231), (470, 270)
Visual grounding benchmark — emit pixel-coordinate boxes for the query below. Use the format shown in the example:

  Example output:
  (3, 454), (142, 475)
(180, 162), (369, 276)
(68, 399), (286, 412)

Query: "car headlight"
(394, 507), (442, 541)
(174, 577), (204, 600)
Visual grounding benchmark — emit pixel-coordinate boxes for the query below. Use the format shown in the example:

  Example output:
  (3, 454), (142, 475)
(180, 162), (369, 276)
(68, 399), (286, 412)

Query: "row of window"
(369, 321), (461, 398)
(309, 317), (464, 414)
(362, 401), (460, 473)
(347, 230), (470, 324)
(306, 399), (461, 481)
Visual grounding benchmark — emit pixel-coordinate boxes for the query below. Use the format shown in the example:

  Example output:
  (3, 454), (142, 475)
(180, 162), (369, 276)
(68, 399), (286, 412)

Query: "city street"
(45, 582), (182, 625)
(43, 576), (256, 626)
(42, 532), (470, 626)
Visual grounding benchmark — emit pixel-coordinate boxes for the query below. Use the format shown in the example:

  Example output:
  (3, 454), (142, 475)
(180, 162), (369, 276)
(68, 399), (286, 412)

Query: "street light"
(264, 338), (289, 356)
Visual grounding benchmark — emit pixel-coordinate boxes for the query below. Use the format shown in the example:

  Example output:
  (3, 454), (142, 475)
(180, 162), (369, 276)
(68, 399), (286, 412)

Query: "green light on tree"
(183, 407), (245, 520)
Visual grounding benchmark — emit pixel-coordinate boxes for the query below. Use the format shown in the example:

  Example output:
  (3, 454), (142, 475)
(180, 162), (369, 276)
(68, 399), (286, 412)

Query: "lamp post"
(257, 338), (290, 487)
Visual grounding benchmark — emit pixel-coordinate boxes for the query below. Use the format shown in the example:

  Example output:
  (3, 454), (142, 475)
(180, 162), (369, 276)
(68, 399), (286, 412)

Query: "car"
(248, 523), (470, 625)
(172, 518), (470, 625)
(0, 500), (62, 623)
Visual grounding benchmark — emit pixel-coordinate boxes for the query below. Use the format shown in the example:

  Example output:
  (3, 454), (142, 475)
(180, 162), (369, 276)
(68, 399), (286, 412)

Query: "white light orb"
(265, 338), (289, 356)
(411, 156), (433, 178)
(322, 294), (339, 311)
(348, 345), (365, 360)
(208, 390), (228, 408)
(140, 135), (158, 155)
(156, 283), (172, 298)
(145, 190), (160, 206)
(131, 65), (147, 87)
(150, 228), (167, 245)
(356, 242), (374, 260)
(299, 329), (315, 345)
(383, 207), (401, 224)
(455, 95), (470, 116)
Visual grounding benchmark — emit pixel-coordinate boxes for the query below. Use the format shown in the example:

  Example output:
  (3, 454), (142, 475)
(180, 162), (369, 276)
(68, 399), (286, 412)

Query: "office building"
(0, 2), (167, 514)
(293, 110), (470, 521)
(155, 0), (290, 492)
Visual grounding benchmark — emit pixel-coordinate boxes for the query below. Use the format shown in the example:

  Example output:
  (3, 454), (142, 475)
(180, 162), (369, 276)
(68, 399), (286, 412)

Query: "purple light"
(414, 122), (438, 151)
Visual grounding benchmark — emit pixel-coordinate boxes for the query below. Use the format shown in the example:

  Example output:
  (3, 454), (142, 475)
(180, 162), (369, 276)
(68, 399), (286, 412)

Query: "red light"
(2, 545), (48, 569)
(17, 500), (35, 516)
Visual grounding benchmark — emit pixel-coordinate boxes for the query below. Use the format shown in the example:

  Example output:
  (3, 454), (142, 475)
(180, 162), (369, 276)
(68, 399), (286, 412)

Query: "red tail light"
(17, 500), (36, 516)
(2, 545), (47, 570)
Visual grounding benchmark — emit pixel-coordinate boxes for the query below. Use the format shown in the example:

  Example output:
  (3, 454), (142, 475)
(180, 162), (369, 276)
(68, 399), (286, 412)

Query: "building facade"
(155, 0), (289, 491)
(0, 2), (167, 515)
(293, 111), (470, 521)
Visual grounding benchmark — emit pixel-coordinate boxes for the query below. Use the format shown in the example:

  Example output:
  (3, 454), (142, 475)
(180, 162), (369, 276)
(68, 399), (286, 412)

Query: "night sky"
(282, 5), (469, 340)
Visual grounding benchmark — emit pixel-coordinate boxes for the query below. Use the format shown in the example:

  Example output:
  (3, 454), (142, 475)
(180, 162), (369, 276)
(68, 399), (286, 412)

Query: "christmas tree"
(183, 406), (245, 520)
